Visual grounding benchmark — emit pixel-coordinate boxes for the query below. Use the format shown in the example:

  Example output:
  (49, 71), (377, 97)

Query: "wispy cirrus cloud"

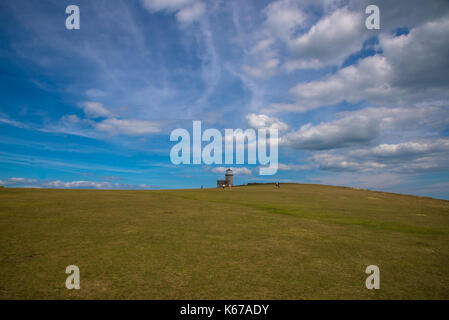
(94, 118), (162, 136)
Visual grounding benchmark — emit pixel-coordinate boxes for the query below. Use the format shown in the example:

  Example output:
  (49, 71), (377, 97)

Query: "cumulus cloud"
(282, 120), (378, 150)
(81, 101), (111, 118)
(0, 177), (38, 186)
(283, 59), (323, 72)
(270, 55), (394, 112)
(346, 0), (449, 31)
(313, 138), (449, 174)
(380, 15), (449, 91)
(244, 2), (367, 79)
(263, 0), (306, 40)
(269, 13), (449, 112)
(280, 105), (449, 150)
(176, 1), (206, 24)
(141, 0), (205, 24)
(43, 115), (162, 138)
(241, 0), (303, 79)
(285, 8), (365, 70)
(53, 100), (164, 137)
(141, 0), (194, 12)
(246, 113), (289, 131)
(352, 139), (449, 161)
(280, 108), (382, 150)
(313, 153), (385, 172)
(0, 177), (154, 189)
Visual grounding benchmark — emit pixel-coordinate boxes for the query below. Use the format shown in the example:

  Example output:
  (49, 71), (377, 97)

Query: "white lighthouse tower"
(225, 168), (234, 187)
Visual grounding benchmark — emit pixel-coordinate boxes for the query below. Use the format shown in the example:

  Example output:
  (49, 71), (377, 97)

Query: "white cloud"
(250, 38), (276, 55)
(176, 1), (205, 24)
(280, 105), (449, 150)
(0, 117), (28, 129)
(45, 180), (113, 188)
(352, 139), (449, 160)
(271, 55), (393, 113)
(53, 100), (165, 137)
(380, 15), (449, 91)
(61, 114), (81, 124)
(0, 177), (154, 189)
(141, 0), (194, 12)
(242, 1), (365, 79)
(81, 101), (111, 118)
(0, 177), (38, 186)
(263, 0), (306, 40)
(44, 113), (163, 138)
(253, 3), (367, 74)
(285, 8), (365, 70)
(313, 138), (449, 174)
(313, 153), (385, 172)
(280, 109), (380, 150)
(249, 38), (278, 66)
(269, 13), (449, 112)
(141, 0), (205, 24)
(283, 59), (323, 71)
(246, 113), (289, 131)
(243, 58), (279, 79)
(241, 0), (304, 79)
(94, 118), (162, 136)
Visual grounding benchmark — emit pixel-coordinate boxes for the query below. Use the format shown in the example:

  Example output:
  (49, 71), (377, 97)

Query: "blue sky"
(1, 0), (449, 199)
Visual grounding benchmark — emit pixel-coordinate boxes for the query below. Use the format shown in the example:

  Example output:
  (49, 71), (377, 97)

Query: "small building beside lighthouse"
(217, 168), (234, 188)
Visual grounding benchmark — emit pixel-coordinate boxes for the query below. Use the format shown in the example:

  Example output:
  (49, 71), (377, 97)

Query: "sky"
(1, 0), (449, 199)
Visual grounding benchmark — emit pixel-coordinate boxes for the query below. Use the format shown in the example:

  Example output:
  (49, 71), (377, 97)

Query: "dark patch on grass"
(2, 253), (41, 263)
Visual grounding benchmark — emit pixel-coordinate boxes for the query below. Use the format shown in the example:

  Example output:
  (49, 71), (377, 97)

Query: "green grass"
(1, 184), (449, 299)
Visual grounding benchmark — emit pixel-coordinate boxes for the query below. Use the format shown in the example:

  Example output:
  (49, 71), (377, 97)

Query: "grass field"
(1, 183), (448, 299)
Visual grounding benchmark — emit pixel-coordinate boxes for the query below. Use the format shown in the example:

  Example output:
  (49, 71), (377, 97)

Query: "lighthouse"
(216, 168), (234, 188)
(225, 168), (234, 187)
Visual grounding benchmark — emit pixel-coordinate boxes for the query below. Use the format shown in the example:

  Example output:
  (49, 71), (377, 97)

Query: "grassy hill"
(1, 184), (448, 299)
